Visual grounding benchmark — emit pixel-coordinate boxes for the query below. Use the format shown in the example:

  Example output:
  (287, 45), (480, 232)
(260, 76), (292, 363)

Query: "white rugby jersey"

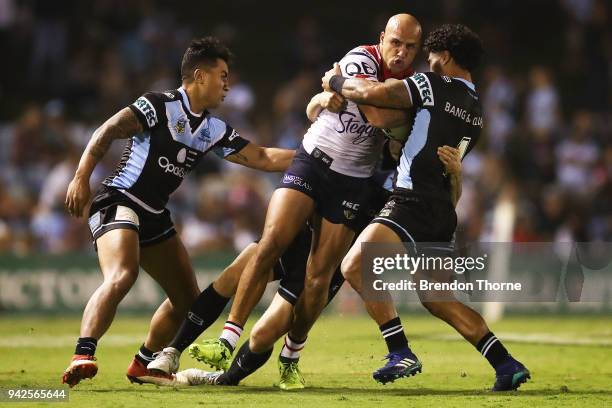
(303, 44), (413, 177)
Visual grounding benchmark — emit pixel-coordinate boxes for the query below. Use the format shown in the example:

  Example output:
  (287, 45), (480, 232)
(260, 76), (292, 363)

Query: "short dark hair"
(181, 36), (233, 81)
(424, 24), (483, 71)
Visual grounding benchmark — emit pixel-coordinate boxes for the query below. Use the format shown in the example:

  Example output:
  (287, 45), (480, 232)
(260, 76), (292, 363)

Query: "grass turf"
(0, 314), (611, 407)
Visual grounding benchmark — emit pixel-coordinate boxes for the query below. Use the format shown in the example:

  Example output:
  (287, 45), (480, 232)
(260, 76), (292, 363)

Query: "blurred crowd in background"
(0, 0), (610, 255)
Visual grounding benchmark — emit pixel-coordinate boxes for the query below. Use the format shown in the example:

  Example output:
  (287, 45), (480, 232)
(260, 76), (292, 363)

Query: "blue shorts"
(277, 145), (373, 231)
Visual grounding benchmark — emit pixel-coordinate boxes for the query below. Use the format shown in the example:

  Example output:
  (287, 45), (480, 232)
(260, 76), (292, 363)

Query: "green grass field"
(1, 314), (611, 407)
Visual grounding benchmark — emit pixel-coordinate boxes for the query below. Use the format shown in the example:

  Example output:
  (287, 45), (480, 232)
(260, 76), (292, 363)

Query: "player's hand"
(319, 91), (347, 113)
(437, 145), (461, 175)
(322, 62), (342, 91)
(65, 175), (91, 218)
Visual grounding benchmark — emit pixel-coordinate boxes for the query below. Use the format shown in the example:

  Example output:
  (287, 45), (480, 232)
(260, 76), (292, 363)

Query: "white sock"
(219, 321), (243, 351)
(280, 335), (307, 360)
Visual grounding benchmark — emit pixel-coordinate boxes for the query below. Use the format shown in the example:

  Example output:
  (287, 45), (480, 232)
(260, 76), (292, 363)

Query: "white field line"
(1, 332), (611, 348)
(429, 332), (612, 346)
(0, 335), (140, 348)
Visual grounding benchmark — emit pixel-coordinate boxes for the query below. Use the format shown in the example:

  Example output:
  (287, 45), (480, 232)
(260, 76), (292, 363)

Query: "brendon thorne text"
(373, 279), (522, 292)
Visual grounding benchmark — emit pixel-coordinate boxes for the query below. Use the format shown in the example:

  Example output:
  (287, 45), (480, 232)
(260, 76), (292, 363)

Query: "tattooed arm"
(225, 143), (295, 172)
(65, 107), (143, 217)
(322, 63), (413, 109)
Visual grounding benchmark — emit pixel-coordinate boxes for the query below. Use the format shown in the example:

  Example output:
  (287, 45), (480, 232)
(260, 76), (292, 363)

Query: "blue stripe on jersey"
(108, 131), (151, 189)
(396, 109), (431, 189)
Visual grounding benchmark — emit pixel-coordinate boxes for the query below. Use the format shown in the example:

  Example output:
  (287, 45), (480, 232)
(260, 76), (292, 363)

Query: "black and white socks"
(379, 317), (409, 353)
(476, 332), (510, 370)
(75, 337), (97, 356)
(168, 283), (231, 352)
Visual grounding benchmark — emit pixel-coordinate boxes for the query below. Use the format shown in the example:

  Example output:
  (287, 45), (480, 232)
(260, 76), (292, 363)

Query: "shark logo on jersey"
(410, 73), (434, 107)
(164, 91), (175, 99)
(198, 127), (211, 144)
(175, 118), (186, 135)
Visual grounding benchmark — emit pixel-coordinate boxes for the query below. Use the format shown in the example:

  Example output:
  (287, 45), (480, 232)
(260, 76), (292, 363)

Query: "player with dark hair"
(322, 24), (530, 391)
(61, 36), (294, 387)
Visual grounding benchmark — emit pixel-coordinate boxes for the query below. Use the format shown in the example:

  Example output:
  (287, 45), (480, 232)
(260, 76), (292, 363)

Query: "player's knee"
(341, 251), (360, 284)
(304, 274), (331, 299)
(105, 267), (138, 298)
(249, 324), (274, 352)
(421, 301), (445, 318)
(255, 235), (285, 265)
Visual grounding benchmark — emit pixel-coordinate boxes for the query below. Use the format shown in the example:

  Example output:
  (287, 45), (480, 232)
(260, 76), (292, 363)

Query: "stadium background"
(0, 2), (610, 407)
(0, 0), (610, 315)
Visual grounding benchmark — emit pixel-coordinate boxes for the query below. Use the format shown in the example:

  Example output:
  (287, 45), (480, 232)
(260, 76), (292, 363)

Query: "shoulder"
(204, 115), (233, 140)
(340, 44), (381, 79)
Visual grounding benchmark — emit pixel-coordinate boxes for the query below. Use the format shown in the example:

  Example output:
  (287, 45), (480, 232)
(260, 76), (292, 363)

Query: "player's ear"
(193, 68), (206, 85)
(379, 31), (385, 45)
(442, 51), (452, 66)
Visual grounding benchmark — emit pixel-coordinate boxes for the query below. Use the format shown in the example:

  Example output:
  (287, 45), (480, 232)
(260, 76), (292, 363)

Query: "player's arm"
(322, 63), (412, 109)
(225, 143), (295, 172)
(359, 105), (411, 128)
(437, 146), (462, 206)
(306, 91), (347, 122)
(65, 107), (142, 217)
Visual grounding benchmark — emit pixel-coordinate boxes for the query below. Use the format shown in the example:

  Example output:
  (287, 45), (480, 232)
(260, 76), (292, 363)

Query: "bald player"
(251, 15), (422, 381)
(151, 14), (424, 387)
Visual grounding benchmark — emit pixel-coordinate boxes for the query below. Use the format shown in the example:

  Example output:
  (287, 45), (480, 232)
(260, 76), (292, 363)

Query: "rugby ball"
(382, 124), (410, 143)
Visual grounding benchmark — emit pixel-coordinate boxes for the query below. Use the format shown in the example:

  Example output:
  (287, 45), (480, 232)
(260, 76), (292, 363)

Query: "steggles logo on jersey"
(335, 111), (378, 144)
(158, 156), (186, 178)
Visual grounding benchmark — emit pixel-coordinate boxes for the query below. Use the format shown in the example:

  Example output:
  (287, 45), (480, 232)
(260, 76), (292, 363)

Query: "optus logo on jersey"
(158, 156), (186, 178)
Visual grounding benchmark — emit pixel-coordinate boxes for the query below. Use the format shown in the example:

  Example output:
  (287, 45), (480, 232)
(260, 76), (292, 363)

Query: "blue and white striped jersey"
(103, 86), (249, 213)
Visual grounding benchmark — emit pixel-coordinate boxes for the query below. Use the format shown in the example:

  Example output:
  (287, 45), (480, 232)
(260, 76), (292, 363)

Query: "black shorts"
(87, 186), (176, 249)
(372, 188), (457, 251)
(277, 145), (372, 231)
(272, 225), (345, 305)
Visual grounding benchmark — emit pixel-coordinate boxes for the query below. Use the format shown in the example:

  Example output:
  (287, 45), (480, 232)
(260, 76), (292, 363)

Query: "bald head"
(380, 14), (422, 74)
(385, 14), (422, 38)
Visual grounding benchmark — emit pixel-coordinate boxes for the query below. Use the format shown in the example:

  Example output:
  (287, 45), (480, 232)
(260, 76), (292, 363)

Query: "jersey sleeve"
(403, 72), (443, 109)
(129, 92), (164, 130)
(209, 119), (250, 158)
(339, 48), (380, 81)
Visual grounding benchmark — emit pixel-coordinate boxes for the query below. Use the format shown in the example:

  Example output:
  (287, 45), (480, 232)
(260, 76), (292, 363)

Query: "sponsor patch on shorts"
(88, 211), (101, 233)
(115, 205), (140, 226)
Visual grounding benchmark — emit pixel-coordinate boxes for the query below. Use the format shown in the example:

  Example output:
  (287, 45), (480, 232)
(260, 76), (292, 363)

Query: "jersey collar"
(178, 86), (203, 117)
(454, 77), (476, 91)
